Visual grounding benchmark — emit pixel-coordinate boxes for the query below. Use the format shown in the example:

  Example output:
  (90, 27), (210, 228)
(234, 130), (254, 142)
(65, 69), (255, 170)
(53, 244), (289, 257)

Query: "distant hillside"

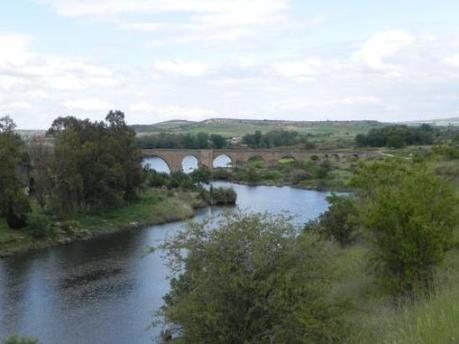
(403, 117), (459, 126)
(132, 118), (385, 138)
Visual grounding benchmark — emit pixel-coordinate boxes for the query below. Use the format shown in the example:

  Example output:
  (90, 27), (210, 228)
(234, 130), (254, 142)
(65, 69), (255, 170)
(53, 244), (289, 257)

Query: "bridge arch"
(142, 156), (172, 174)
(278, 155), (297, 164)
(247, 155), (266, 168)
(213, 154), (232, 168)
(182, 155), (200, 174)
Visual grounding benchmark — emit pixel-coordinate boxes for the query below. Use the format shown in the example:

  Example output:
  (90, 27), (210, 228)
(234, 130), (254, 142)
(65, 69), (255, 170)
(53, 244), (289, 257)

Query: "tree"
(105, 110), (145, 200)
(47, 112), (145, 217)
(156, 213), (350, 343)
(210, 134), (226, 149)
(28, 137), (52, 207)
(352, 160), (458, 296)
(0, 116), (30, 229)
(312, 194), (358, 247)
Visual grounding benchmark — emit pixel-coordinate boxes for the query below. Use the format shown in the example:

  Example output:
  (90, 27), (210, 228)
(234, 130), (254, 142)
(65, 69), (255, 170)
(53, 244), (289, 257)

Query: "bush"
(190, 168), (211, 184)
(352, 160), (459, 296)
(210, 187), (237, 205)
(289, 169), (310, 184)
(147, 171), (169, 188)
(26, 211), (53, 239)
(156, 213), (352, 343)
(211, 168), (232, 181)
(313, 194), (358, 247)
(312, 165), (329, 179)
(167, 172), (195, 190)
(245, 167), (260, 184)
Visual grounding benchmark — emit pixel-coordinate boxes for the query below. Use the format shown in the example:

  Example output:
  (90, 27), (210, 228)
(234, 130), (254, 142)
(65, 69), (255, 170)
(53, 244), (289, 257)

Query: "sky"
(1, 1), (459, 129)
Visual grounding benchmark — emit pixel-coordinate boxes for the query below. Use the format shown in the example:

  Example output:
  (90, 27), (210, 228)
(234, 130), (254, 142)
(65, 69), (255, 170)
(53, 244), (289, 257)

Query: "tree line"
(355, 124), (437, 148)
(0, 111), (145, 232)
(135, 129), (316, 150)
(135, 132), (227, 149)
(242, 129), (315, 149)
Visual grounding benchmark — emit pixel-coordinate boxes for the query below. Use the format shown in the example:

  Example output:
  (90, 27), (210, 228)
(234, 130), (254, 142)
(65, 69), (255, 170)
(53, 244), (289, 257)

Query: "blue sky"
(1, 0), (459, 129)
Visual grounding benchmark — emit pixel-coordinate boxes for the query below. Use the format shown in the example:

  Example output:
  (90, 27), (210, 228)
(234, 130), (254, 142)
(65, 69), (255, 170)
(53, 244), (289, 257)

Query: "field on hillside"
(132, 119), (385, 139)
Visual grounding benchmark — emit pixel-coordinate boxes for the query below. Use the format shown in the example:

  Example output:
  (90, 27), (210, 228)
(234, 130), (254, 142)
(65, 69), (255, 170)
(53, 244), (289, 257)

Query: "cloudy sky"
(1, 0), (459, 129)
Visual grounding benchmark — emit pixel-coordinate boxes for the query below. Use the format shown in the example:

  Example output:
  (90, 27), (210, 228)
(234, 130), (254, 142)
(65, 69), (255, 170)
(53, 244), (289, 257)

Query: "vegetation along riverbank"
(0, 113), (236, 258)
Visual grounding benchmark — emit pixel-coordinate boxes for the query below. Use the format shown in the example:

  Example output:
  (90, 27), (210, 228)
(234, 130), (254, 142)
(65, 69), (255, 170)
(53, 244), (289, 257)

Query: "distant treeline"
(136, 132), (227, 149)
(242, 130), (313, 149)
(355, 124), (437, 148)
(136, 129), (315, 150)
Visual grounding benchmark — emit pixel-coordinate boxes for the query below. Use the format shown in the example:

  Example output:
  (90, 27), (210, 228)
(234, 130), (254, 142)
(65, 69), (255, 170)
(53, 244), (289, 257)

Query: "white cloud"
(64, 98), (112, 111)
(353, 30), (415, 72)
(445, 54), (459, 67)
(153, 60), (209, 78)
(271, 58), (323, 82)
(37, 0), (290, 43)
(342, 96), (380, 105)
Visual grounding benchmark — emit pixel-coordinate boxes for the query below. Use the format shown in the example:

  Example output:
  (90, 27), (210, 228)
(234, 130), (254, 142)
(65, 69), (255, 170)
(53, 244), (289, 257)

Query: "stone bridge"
(142, 148), (381, 173)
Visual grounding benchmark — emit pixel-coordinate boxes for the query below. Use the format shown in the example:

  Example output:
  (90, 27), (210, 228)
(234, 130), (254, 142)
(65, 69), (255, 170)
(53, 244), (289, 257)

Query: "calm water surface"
(0, 180), (336, 343)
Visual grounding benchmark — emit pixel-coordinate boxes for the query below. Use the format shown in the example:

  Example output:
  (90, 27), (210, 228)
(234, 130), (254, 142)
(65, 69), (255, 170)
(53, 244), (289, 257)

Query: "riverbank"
(210, 158), (357, 192)
(0, 189), (206, 258)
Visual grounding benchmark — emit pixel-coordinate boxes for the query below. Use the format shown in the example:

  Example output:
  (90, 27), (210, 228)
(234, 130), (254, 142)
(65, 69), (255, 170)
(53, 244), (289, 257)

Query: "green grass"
(0, 189), (199, 257)
(323, 241), (459, 344)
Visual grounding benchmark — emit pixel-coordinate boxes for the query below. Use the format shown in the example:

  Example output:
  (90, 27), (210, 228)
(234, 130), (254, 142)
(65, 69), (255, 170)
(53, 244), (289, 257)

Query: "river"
(0, 162), (338, 343)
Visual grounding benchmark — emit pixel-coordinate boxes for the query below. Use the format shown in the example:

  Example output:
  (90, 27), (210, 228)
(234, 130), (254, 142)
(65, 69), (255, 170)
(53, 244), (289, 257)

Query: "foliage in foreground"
(352, 160), (459, 296)
(2, 335), (39, 344)
(157, 213), (351, 343)
(0, 116), (30, 229)
(310, 193), (358, 247)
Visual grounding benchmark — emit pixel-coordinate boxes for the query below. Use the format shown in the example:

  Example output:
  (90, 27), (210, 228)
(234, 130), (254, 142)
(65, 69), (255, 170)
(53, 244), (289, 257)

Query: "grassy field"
(0, 189), (202, 257)
(329, 239), (459, 344)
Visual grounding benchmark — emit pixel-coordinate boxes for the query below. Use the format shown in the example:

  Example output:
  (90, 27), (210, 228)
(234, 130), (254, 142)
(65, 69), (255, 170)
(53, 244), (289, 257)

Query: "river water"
(0, 159), (337, 344)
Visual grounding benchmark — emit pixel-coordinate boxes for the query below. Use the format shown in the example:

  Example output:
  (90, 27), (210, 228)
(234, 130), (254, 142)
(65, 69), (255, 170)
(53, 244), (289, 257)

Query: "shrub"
(147, 171), (169, 188)
(167, 172), (195, 190)
(313, 194), (358, 247)
(210, 187), (237, 205)
(352, 160), (459, 296)
(289, 170), (310, 184)
(190, 168), (211, 184)
(211, 168), (232, 180)
(156, 213), (352, 343)
(26, 211), (53, 239)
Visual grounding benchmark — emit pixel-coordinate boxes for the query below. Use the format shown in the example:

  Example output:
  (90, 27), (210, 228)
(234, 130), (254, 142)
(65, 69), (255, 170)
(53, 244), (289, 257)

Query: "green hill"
(132, 118), (385, 139)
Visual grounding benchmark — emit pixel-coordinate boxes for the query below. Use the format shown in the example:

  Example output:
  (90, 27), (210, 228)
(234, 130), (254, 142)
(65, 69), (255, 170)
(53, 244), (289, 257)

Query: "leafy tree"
(0, 116), (31, 229)
(352, 160), (458, 296)
(210, 134), (227, 148)
(47, 112), (145, 217)
(105, 110), (145, 200)
(312, 194), (358, 247)
(190, 167), (210, 184)
(49, 123), (84, 217)
(242, 130), (304, 148)
(28, 137), (52, 207)
(156, 213), (350, 343)
(355, 125), (437, 148)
